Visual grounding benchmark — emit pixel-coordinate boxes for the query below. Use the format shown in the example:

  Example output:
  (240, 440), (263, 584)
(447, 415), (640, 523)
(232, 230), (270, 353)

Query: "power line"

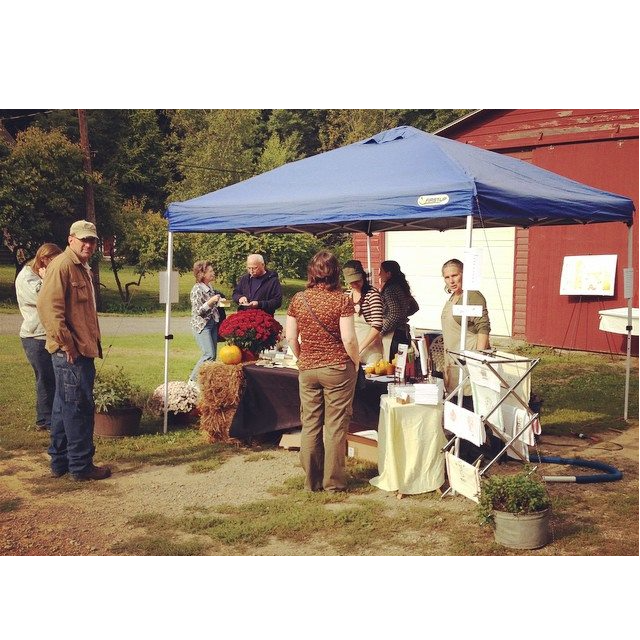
(0, 110), (54, 122)
(176, 162), (253, 176)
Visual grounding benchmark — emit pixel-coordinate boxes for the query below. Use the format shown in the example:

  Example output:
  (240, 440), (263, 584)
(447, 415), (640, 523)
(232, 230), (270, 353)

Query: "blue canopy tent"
(163, 126), (635, 431)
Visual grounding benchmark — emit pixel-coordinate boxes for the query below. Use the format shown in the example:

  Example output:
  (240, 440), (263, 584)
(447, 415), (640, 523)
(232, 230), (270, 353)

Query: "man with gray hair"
(232, 253), (282, 316)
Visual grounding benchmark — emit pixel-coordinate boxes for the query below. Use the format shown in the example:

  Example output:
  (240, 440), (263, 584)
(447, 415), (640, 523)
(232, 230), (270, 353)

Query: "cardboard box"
(279, 430), (301, 450)
(347, 430), (379, 464)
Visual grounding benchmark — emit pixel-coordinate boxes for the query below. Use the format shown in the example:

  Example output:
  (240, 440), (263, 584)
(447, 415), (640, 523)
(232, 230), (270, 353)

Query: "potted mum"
(218, 309), (282, 362)
(149, 381), (200, 425)
(478, 467), (551, 550)
(93, 366), (145, 437)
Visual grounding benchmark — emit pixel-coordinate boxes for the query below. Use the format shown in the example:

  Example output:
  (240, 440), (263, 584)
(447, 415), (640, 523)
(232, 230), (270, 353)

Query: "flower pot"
(493, 508), (550, 549)
(94, 407), (142, 438)
(241, 349), (259, 362)
(168, 407), (200, 426)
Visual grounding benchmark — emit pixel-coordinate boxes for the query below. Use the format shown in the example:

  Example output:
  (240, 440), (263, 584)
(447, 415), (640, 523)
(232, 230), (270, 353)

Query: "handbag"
(301, 293), (365, 391)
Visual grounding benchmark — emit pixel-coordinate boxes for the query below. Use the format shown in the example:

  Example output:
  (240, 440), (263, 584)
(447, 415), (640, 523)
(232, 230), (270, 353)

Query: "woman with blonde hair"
(189, 260), (226, 385)
(15, 242), (63, 431)
(286, 251), (359, 492)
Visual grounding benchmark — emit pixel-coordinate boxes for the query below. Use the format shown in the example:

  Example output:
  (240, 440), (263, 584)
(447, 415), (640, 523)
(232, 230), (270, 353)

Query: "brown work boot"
(72, 464), (112, 481)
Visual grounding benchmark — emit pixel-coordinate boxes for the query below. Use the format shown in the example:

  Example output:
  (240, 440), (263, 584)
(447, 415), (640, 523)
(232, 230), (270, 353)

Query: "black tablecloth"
(229, 365), (387, 440)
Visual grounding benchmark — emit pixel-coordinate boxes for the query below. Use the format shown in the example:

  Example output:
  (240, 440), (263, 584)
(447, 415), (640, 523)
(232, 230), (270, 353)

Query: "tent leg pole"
(163, 231), (174, 435)
(624, 224), (634, 421)
(366, 225), (373, 287)
(454, 215), (475, 461)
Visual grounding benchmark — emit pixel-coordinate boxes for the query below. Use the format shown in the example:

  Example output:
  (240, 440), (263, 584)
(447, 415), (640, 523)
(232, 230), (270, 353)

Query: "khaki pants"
(298, 361), (357, 491)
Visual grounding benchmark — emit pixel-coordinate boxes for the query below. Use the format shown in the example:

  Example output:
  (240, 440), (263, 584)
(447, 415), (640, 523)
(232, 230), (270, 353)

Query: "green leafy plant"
(478, 467), (551, 526)
(94, 366), (145, 413)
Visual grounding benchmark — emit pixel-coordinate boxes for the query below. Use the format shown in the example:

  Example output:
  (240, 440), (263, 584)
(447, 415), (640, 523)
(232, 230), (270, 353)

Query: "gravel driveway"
(0, 312), (288, 336)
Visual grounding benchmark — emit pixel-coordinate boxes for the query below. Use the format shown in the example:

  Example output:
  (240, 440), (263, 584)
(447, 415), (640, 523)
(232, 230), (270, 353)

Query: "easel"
(441, 349), (541, 497)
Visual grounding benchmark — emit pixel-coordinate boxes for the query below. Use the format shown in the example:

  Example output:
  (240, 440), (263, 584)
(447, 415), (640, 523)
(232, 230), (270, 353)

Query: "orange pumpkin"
(219, 344), (242, 365)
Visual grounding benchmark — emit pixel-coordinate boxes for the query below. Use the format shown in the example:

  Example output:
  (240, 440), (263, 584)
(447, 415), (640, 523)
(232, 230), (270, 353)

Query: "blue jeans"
(190, 320), (218, 382)
(21, 337), (56, 428)
(49, 352), (96, 475)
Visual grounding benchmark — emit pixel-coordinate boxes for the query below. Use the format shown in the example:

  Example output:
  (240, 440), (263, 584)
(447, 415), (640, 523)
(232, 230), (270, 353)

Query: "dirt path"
(1, 425), (637, 556)
(0, 447), (305, 555)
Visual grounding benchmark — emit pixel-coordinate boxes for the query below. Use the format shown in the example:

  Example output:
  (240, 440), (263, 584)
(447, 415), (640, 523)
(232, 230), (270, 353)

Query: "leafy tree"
(319, 109), (402, 151)
(34, 109), (171, 212)
(167, 109), (262, 202)
(264, 109), (328, 158)
(0, 127), (85, 268)
(257, 132), (303, 173)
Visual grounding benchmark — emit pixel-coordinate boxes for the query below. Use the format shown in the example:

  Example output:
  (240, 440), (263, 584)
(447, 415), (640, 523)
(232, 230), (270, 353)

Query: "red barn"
(354, 109), (638, 355)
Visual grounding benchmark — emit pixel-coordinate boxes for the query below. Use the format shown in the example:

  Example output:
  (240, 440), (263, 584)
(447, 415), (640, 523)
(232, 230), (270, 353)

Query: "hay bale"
(198, 362), (246, 442)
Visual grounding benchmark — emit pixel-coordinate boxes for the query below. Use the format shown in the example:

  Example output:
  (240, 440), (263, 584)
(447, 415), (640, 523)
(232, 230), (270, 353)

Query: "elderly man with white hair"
(232, 253), (283, 316)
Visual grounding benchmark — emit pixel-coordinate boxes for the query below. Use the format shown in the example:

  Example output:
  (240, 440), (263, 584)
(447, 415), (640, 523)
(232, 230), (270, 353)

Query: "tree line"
(0, 109), (471, 304)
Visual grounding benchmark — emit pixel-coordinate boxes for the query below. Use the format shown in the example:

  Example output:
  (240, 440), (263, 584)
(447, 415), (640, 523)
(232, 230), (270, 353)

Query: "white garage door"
(386, 228), (515, 337)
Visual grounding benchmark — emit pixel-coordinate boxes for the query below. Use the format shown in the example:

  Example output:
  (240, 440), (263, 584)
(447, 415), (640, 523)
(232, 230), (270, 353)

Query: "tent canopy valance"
(165, 126), (634, 235)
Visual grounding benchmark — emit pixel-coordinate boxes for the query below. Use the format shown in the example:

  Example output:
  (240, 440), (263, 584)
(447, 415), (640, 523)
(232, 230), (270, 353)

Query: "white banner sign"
(452, 304), (483, 318)
(159, 270), (179, 304)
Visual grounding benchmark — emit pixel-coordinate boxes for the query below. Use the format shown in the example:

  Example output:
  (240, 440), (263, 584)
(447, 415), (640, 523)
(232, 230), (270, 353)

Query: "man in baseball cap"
(37, 219), (109, 481)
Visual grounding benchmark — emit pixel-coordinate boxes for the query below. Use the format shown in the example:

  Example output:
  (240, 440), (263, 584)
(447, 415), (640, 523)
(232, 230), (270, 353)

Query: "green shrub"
(94, 365), (145, 413)
(478, 467), (550, 525)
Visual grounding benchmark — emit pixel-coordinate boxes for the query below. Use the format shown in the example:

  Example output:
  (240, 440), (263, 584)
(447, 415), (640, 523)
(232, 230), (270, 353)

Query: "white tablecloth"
(370, 395), (446, 494)
(598, 307), (639, 336)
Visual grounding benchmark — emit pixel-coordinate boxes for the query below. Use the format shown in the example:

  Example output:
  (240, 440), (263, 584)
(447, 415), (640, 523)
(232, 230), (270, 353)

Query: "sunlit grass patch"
(244, 452), (276, 462)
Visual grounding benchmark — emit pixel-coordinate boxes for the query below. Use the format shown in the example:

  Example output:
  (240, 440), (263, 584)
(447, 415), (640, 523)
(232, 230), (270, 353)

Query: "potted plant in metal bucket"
(478, 466), (551, 550)
(93, 366), (144, 438)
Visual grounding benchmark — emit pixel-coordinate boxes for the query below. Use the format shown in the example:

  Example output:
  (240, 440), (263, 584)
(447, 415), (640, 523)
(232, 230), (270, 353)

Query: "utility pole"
(77, 109), (101, 310)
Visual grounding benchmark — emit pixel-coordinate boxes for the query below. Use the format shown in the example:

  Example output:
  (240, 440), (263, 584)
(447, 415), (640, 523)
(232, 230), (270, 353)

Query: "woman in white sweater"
(15, 243), (63, 431)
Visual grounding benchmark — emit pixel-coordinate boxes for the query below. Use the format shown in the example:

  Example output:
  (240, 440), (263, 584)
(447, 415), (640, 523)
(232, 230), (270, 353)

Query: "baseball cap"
(343, 266), (363, 284)
(69, 220), (98, 240)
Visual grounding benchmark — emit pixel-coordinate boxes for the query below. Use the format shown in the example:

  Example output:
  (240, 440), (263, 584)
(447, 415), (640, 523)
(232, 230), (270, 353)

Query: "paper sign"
(445, 452), (481, 503)
(624, 268), (634, 300)
(395, 343), (409, 382)
(452, 304), (483, 318)
(463, 248), (482, 290)
(444, 400), (485, 447)
(559, 254), (617, 296)
(159, 270), (179, 304)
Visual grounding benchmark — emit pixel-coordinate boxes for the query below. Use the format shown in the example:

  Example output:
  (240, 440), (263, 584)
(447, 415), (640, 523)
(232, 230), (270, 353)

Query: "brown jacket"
(37, 246), (102, 358)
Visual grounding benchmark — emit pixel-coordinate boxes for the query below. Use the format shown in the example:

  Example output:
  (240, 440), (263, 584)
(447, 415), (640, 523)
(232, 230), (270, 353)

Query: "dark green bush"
(478, 467), (550, 525)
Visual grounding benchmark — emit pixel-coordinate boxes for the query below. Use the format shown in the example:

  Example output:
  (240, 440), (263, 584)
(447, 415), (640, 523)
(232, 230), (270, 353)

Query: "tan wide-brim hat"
(343, 266), (363, 284)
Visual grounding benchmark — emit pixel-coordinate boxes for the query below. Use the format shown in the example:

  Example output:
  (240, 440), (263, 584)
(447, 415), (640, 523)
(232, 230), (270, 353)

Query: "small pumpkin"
(219, 344), (242, 365)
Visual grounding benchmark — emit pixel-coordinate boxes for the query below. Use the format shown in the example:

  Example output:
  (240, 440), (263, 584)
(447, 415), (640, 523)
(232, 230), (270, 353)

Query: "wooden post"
(77, 109), (101, 309)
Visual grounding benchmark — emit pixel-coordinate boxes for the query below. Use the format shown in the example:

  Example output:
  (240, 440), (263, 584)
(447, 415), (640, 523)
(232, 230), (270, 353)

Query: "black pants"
(388, 326), (410, 361)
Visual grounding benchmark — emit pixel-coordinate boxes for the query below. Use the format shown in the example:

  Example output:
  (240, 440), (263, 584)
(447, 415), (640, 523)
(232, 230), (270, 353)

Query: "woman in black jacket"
(378, 260), (418, 360)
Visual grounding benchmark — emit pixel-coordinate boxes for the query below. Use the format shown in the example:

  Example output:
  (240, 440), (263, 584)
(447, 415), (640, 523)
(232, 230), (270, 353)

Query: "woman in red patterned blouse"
(286, 251), (359, 492)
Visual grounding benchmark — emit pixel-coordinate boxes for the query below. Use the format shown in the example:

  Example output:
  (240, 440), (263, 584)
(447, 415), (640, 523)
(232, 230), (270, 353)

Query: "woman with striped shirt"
(342, 260), (384, 364)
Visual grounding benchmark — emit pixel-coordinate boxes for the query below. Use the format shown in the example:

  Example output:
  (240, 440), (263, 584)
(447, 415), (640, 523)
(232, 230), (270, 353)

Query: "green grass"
(515, 344), (638, 434)
(0, 332), (213, 460)
(0, 263), (305, 316)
